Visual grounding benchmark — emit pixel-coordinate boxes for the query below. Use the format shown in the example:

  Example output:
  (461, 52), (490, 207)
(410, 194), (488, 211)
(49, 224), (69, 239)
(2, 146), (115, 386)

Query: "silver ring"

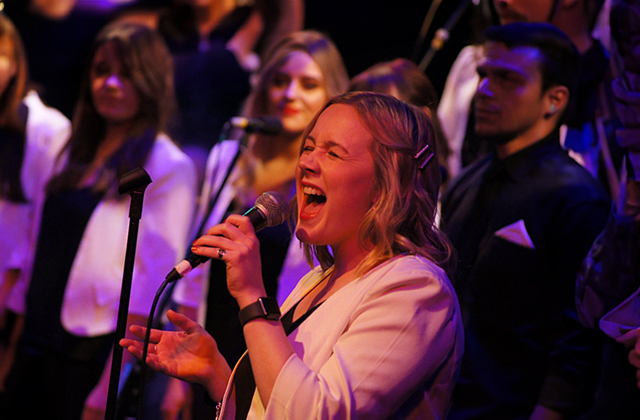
(217, 248), (226, 259)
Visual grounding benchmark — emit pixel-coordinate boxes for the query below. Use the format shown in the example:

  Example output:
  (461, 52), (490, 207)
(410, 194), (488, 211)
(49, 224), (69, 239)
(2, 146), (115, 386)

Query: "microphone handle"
(165, 206), (267, 282)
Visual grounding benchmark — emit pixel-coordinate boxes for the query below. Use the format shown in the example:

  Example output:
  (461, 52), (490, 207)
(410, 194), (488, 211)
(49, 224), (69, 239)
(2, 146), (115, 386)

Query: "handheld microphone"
(229, 116), (282, 135)
(166, 191), (289, 282)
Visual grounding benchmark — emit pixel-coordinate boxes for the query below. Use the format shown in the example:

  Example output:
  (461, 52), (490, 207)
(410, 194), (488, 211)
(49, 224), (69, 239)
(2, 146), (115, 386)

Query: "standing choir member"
(123, 91), (464, 420)
(2, 22), (197, 420)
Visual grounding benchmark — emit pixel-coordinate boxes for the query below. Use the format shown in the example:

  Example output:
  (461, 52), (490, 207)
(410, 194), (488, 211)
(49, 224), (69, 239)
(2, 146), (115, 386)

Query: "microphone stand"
(417, 0), (475, 72)
(115, 122), (250, 418)
(411, 0), (443, 63)
(192, 124), (249, 246)
(105, 167), (152, 420)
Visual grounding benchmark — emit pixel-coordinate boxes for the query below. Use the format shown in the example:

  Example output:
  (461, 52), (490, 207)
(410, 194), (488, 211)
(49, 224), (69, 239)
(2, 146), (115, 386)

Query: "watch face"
(239, 297), (282, 326)
(261, 297), (281, 320)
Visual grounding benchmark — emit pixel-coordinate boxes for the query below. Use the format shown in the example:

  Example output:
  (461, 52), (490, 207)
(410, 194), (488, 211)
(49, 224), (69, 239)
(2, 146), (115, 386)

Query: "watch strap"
(238, 297), (281, 327)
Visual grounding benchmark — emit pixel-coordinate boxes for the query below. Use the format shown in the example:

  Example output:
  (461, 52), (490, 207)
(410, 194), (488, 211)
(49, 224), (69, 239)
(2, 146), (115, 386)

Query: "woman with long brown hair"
(2, 22), (197, 420)
(0, 11), (70, 392)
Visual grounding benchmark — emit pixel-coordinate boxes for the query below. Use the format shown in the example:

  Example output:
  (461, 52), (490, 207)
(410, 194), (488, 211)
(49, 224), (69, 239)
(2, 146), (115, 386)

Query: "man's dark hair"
(483, 22), (580, 97)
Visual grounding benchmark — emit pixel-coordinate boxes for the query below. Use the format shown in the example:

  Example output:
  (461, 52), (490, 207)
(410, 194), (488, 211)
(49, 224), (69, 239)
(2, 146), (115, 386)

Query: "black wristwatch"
(238, 297), (281, 327)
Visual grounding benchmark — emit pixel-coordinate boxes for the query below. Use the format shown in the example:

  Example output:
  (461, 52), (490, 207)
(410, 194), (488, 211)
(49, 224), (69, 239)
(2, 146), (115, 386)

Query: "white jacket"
(58, 134), (197, 336)
(2, 91), (70, 314)
(437, 45), (481, 181)
(219, 255), (464, 420)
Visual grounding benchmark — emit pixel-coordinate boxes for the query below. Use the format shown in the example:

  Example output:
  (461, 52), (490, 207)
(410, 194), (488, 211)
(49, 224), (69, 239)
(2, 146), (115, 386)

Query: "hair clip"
(414, 143), (435, 170)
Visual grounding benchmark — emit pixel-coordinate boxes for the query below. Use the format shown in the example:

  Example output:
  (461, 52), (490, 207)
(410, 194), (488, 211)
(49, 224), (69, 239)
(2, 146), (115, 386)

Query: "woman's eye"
(272, 75), (289, 88)
(302, 81), (320, 90)
(93, 63), (110, 76)
(119, 68), (132, 80)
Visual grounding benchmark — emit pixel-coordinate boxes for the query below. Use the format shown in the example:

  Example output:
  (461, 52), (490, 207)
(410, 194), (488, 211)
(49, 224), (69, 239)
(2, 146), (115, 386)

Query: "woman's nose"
(105, 73), (121, 89)
(283, 80), (299, 100)
(298, 151), (318, 173)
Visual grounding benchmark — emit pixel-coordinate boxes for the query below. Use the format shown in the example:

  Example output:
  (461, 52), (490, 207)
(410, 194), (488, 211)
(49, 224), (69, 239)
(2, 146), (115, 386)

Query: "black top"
(205, 201), (293, 367)
(158, 7), (252, 152)
(22, 188), (111, 362)
(0, 102), (29, 202)
(441, 133), (611, 419)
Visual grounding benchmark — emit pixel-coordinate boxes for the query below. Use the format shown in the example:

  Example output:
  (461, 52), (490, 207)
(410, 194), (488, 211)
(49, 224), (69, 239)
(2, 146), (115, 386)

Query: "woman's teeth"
(303, 186), (326, 204)
(303, 186), (325, 197)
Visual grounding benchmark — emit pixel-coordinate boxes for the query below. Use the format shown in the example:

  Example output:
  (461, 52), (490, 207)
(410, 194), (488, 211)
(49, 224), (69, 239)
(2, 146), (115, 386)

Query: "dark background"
(304, 0), (487, 95)
(4, 0), (490, 117)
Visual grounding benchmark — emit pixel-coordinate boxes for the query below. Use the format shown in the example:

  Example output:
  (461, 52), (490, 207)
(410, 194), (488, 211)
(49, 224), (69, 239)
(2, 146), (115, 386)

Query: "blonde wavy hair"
(301, 91), (455, 276)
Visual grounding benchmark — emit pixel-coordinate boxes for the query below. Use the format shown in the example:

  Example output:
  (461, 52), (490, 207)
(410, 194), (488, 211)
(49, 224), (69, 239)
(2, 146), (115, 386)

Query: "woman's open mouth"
(301, 186), (326, 218)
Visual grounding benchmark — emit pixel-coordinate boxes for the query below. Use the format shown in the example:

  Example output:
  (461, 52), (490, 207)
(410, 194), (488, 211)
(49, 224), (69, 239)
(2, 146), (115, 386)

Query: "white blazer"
(437, 45), (481, 181)
(218, 255), (464, 420)
(59, 134), (197, 336)
(2, 91), (70, 314)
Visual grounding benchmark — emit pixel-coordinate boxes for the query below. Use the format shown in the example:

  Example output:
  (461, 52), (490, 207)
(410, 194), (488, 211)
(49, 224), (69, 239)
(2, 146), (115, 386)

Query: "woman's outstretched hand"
(119, 309), (232, 402)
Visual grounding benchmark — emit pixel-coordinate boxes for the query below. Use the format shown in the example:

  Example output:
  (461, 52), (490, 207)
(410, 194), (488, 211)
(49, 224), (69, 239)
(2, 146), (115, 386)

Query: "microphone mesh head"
(258, 116), (283, 135)
(255, 191), (289, 226)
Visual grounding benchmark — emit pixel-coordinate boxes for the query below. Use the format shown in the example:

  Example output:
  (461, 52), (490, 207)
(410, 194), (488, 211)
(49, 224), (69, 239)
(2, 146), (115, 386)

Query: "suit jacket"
(441, 137), (611, 418)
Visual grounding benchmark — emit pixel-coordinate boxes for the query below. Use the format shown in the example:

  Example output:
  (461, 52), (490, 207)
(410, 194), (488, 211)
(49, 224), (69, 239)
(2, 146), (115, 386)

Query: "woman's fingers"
(166, 309), (201, 335)
(127, 324), (165, 344)
(191, 216), (265, 305)
(119, 338), (145, 360)
(119, 338), (166, 371)
(127, 324), (146, 340)
(224, 214), (257, 236)
(122, 311), (201, 352)
(201, 216), (256, 244)
(190, 217), (260, 263)
(190, 237), (235, 259)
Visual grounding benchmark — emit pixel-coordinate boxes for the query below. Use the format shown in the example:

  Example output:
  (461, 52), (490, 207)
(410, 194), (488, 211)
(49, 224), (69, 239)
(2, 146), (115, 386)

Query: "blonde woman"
(123, 92), (463, 420)
(165, 29), (349, 420)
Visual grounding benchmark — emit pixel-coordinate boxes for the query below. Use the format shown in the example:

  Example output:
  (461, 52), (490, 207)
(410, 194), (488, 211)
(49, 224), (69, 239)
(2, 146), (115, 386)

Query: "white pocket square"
(494, 219), (535, 249)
